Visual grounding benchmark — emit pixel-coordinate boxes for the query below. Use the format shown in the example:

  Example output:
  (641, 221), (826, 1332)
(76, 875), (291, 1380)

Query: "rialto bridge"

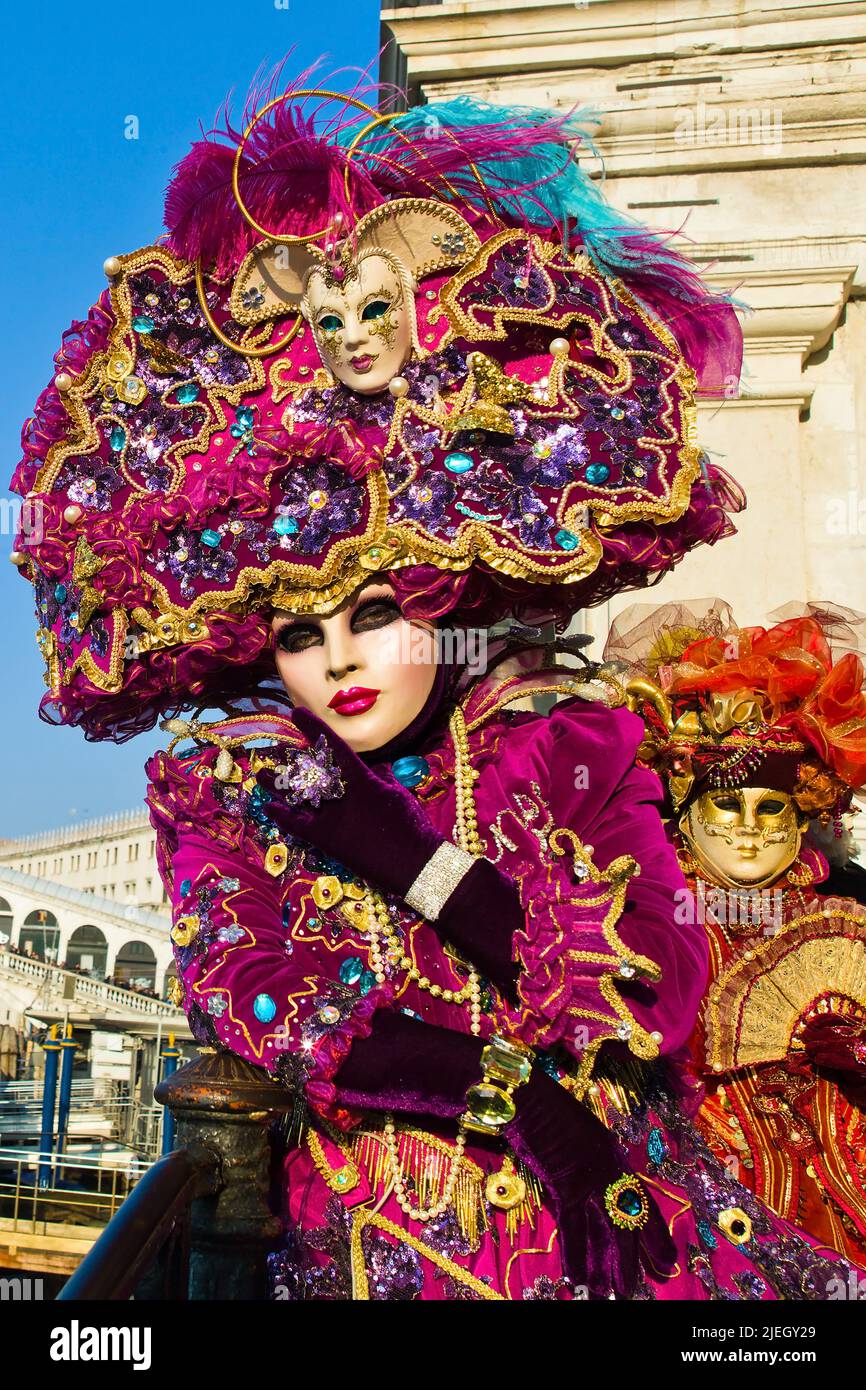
(0, 865), (185, 1039)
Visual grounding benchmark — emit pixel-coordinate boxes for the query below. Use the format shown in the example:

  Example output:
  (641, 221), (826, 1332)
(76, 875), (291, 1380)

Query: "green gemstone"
(481, 1039), (531, 1086)
(466, 1083), (516, 1128)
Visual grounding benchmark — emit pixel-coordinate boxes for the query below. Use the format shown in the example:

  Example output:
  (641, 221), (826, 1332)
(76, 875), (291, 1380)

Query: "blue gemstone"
(647, 1126), (666, 1166)
(358, 969), (377, 996)
(109, 426), (126, 452)
(180, 878), (192, 898)
(391, 754), (430, 788)
(274, 515), (299, 536)
(54, 583), (67, 602)
(444, 451), (474, 474)
(201, 529), (222, 548)
(132, 315), (154, 334)
(235, 406), (255, 430)
(610, 406), (625, 421)
(306, 916), (319, 928)
(176, 383), (200, 404)
(534, 1051), (560, 1079)
(585, 463), (611, 485)
(339, 956), (364, 986)
(253, 992), (277, 1023)
(554, 528), (579, 551)
(617, 1187), (643, 1217)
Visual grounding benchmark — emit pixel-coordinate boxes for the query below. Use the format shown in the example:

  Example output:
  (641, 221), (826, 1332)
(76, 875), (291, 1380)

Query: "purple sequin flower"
(267, 463), (364, 556)
(61, 458), (126, 512)
(150, 329), (248, 390)
(276, 736), (346, 809)
(392, 470), (456, 528)
(294, 382), (394, 432)
(607, 316), (656, 354)
(504, 421), (587, 490)
(584, 394), (644, 436)
(487, 243), (550, 310)
(157, 526), (238, 600)
(125, 397), (189, 463)
(133, 275), (202, 332)
(504, 491), (554, 547)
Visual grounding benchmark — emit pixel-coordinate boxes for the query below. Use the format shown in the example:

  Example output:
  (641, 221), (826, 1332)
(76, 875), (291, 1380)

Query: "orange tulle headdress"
(604, 600), (866, 822)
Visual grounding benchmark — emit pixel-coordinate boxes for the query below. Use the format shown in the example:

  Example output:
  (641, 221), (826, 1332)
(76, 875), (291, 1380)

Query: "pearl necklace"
(365, 892), (483, 1033)
(450, 705), (484, 856)
(382, 1114), (468, 1223)
(377, 702), (484, 1222)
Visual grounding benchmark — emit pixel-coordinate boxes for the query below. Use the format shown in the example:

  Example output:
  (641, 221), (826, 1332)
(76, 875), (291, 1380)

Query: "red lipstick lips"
(328, 686), (380, 716)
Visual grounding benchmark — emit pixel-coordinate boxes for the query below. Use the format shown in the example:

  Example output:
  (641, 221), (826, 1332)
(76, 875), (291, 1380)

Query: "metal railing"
(0, 1145), (151, 1236)
(0, 1078), (114, 1102)
(1, 1068), (167, 1164)
(0, 950), (182, 1017)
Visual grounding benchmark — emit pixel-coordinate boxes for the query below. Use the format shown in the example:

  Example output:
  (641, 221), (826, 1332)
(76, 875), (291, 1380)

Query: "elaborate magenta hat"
(11, 72), (743, 741)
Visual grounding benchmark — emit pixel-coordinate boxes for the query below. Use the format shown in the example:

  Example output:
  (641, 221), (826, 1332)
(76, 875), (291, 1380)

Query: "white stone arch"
(0, 896), (12, 946)
(112, 938), (157, 991)
(18, 907), (60, 961)
(65, 923), (109, 979)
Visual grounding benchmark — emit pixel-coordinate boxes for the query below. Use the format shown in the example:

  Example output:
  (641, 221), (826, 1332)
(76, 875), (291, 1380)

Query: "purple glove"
(334, 1011), (674, 1299)
(801, 1015), (866, 1108)
(260, 707), (520, 998)
(504, 1064), (676, 1297)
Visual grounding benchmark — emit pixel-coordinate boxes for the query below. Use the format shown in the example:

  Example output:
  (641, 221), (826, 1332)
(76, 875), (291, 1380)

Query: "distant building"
(0, 812), (181, 1049)
(0, 809), (167, 913)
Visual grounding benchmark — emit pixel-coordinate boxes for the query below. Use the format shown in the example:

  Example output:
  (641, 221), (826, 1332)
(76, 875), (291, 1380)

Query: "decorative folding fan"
(705, 906), (866, 1070)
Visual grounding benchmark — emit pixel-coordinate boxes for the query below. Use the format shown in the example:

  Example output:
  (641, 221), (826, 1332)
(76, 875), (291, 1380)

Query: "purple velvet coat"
(145, 672), (856, 1300)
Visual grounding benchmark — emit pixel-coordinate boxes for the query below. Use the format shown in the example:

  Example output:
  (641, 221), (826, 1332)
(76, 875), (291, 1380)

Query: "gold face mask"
(305, 254), (413, 395)
(679, 786), (803, 889)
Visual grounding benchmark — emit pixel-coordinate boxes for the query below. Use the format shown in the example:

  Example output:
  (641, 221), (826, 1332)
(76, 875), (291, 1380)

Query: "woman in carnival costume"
(607, 601), (866, 1265)
(10, 70), (858, 1299)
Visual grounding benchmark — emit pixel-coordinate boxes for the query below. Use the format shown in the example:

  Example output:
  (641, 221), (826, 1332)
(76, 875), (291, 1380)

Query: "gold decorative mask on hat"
(679, 787), (803, 889)
(304, 253), (412, 394)
(230, 198), (480, 395)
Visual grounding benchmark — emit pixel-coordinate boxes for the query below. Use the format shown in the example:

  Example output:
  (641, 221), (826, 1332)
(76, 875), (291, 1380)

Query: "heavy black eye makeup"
(274, 589), (401, 654)
(351, 594), (401, 629)
(274, 621), (320, 655)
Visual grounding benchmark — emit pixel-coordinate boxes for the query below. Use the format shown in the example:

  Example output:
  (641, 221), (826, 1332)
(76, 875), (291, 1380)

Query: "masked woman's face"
(679, 786), (803, 888)
(271, 579), (438, 752)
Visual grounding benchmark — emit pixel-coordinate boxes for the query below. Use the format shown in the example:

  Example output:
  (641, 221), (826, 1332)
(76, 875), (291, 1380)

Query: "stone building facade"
(0, 810), (168, 913)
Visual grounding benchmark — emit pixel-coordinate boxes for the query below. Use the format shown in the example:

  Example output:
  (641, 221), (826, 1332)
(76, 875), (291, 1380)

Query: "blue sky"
(0, 1), (380, 838)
